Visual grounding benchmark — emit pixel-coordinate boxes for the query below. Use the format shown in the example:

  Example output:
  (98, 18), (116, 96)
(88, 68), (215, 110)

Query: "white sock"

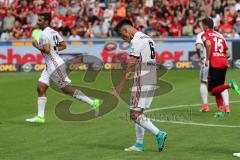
(135, 123), (145, 144)
(200, 83), (208, 104)
(221, 90), (229, 106)
(73, 89), (94, 106)
(137, 114), (159, 135)
(37, 97), (47, 118)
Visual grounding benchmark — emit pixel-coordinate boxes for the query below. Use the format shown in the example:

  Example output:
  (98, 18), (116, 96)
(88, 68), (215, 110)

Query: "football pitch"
(1, 69), (240, 160)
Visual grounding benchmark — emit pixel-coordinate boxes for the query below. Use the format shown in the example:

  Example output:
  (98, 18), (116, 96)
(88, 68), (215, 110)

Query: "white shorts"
(200, 64), (209, 82)
(130, 85), (155, 110)
(39, 65), (71, 88)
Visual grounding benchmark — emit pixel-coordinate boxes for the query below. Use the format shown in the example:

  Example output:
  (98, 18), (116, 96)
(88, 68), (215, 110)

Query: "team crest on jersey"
(130, 48), (134, 53)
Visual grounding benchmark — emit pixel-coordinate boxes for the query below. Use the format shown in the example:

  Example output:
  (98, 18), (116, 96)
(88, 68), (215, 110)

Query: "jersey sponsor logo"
(213, 52), (225, 57)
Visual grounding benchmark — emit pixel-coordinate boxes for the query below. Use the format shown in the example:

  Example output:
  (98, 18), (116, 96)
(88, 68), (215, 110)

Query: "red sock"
(216, 94), (223, 111)
(211, 84), (230, 95)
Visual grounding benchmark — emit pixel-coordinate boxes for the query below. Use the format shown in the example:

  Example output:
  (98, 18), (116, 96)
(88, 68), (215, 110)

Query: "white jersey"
(195, 32), (206, 62)
(130, 31), (156, 86)
(39, 27), (65, 74)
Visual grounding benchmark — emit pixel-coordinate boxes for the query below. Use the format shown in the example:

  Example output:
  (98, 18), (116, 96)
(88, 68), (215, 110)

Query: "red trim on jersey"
(48, 54), (65, 83)
(134, 53), (142, 108)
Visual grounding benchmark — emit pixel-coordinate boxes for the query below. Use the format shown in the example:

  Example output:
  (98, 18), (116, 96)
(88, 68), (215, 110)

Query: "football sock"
(135, 123), (145, 144)
(37, 97), (47, 118)
(211, 84), (230, 95)
(200, 83), (208, 104)
(137, 114), (159, 135)
(221, 90), (229, 106)
(216, 94), (223, 109)
(73, 89), (94, 106)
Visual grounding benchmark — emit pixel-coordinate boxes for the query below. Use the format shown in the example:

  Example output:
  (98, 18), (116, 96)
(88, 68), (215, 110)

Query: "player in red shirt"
(201, 17), (240, 115)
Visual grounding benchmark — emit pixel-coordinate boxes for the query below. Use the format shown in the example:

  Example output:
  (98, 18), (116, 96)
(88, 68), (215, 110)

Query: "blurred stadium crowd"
(0, 0), (240, 40)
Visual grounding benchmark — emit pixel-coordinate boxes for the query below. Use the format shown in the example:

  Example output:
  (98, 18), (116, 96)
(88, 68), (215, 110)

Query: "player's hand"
(205, 60), (209, 67)
(112, 85), (123, 96)
(32, 39), (39, 49)
(199, 58), (204, 65)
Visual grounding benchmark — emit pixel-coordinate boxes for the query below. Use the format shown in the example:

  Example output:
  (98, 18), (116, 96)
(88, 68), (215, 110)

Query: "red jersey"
(201, 29), (228, 68)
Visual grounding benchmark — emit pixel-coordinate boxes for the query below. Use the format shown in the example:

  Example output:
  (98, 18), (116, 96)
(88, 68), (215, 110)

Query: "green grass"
(1, 69), (240, 160)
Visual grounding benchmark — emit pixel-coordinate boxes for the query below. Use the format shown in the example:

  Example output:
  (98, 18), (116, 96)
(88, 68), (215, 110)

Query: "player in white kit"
(112, 19), (167, 152)
(196, 32), (209, 112)
(196, 30), (230, 113)
(26, 13), (100, 123)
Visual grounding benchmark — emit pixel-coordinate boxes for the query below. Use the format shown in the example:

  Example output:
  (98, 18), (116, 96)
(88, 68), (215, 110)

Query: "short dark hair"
(114, 19), (133, 33)
(202, 17), (214, 29)
(39, 13), (51, 25)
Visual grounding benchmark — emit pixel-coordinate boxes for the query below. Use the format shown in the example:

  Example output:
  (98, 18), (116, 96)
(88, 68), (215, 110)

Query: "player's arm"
(225, 49), (230, 59)
(204, 39), (211, 67)
(58, 41), (67, 51)
(112, 55), (138, 96)
(195, 43), (203, 64)
(32, 39), (51, 54)
(57, 33), (67, 51)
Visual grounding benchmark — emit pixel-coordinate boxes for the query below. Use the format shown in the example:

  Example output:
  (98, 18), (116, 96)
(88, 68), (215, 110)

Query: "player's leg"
(129, 109), (167, 152)
(61, 85), (100, 108)
(125, 85), (167, 152)
(26, 70), (49, 123)
(222, 90), (230, 112)
(50, 64), (100, 108)
(199, 65), (209, 112)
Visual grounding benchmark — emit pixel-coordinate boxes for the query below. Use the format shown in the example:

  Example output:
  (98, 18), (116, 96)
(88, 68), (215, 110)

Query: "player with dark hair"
(26, 13), (100, 123)
(201, 17), (240, 115)
(112, 19), (167, 152)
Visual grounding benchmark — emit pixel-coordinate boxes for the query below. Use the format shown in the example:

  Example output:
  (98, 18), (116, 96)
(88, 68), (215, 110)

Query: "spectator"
(3, 10), (15, 31)
(169, 17), (182, 37)
(231, 28), (240, 38)
(65, 9), (76, 28)
(59, 21), (71, 37)
(235, 0), (240, 11)
(0, 31), (10, 40)
(92, 19), (109, 38)
(103, 3), (114, 22)
(116, 2), (126, 18)
(182, 19), (193, 37)
(219, 17), (233, 37)
(136, 10), (148, 29)
(11, 20), (22, 39)
(210, 10), (221, 28)
(51, 10), (64, 29)
(88, 8), (99, 25)
(69, 30), (81, 40)
(234, 17), (240, 35)
(26, 10), (38, 27)
(0, 1), (6, 29)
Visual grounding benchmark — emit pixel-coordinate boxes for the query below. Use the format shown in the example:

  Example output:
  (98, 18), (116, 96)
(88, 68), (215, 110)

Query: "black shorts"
(208, 67), (227, 92)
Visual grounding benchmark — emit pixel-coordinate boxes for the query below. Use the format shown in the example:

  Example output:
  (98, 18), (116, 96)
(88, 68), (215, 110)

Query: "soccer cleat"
(199, 104), (209, 112)
(229, 80), (240, 95)
(92, 99), (100, 109)
(224, 105), (231, 113)
(124, 143), (144, 152)
(233, 153), (240, 157)
(156, 131), (167, 152)
(26, 116), (45, 123)
(214, 112), (225, 118)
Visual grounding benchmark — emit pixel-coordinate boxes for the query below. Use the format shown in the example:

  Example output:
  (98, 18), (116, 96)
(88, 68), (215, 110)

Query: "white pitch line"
(145, 100), (240, 113)
(149, 119), (240, 128)
(145, 100), (240, 128)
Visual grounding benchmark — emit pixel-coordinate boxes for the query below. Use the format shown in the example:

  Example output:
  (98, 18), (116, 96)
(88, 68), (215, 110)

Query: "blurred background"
(1, 0), (240, 72)
(0, 0), (240, 40)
